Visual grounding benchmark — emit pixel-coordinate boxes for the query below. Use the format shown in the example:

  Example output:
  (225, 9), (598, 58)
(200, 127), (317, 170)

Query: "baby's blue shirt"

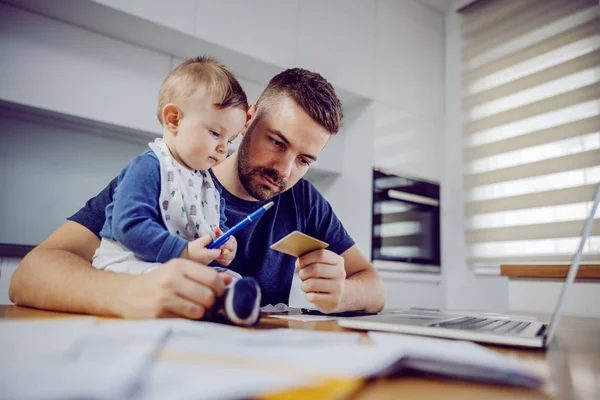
(98, 151), (226, 263)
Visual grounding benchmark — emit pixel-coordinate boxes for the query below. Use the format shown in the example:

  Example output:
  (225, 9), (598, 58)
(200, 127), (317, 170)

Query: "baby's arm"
(110, 154), (194, 263)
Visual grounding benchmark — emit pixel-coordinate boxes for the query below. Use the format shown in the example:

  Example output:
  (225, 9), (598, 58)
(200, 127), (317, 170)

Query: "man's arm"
(339, 245), (385, 313)
(9, 221), (230, 318)
(299, 181), (385, 313)
(9, 221), (129, 315)
(296, 245), (385, 314)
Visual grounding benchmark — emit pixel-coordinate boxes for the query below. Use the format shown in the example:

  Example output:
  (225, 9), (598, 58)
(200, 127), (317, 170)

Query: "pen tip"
(264, 201), (274, 210)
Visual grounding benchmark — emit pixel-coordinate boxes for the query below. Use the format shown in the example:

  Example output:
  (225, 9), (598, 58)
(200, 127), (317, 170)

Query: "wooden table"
(2, 305), (599, 399)
(501, 264), (600, 281)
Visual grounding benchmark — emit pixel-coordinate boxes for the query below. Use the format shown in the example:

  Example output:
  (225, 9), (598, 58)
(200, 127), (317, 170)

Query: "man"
(9, 68), (385, 319)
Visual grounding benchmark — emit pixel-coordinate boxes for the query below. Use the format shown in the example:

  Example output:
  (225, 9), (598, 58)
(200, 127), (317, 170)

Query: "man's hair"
(157, 56), (248, 123)
(256, 68), (343, 134)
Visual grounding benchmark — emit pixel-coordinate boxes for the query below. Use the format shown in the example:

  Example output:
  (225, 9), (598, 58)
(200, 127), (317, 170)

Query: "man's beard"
(237, 123), (289, 201)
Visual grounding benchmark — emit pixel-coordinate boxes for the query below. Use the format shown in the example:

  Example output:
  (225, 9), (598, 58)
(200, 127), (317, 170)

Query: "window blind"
(459, 0), (600, 265)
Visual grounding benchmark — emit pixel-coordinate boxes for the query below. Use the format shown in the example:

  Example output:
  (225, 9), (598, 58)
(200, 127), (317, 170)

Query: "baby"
(92, 56), (260, 325)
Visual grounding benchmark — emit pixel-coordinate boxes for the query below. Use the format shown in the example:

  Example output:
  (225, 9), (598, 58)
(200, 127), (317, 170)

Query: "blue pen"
(207, 201), (275, 249)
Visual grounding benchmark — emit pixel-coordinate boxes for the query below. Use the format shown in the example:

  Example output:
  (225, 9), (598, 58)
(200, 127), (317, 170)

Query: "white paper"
(0, 319), (382, 400)
(1, 317), (543, 400)
(126, 319), (398, 399)
(123, 318), (360, 346)
(261, 303), (290, 312)
(0, 318), (96, 359)
(163, 327), (399, 379)
(0, 319), (169, 399)
(369, 332), (514, 366)
(167, 326), (361, 350)
(241, 327), (361, 346)
(368, 332), (543, 387)
(161, 340), (403, 378)
(267, 314), (337, 322)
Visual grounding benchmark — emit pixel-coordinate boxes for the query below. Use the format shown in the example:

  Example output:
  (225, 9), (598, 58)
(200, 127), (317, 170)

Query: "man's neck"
(212, 152), (258, 202)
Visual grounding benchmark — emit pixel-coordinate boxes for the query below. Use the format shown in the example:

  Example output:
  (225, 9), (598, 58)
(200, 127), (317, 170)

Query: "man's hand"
(213, 227), (237, 267)
(116, 259), (233, 319)
(296, 249), (346, 313)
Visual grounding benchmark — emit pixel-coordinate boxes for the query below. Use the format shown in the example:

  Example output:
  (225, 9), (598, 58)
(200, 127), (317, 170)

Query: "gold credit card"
(270, 231), (329, 257)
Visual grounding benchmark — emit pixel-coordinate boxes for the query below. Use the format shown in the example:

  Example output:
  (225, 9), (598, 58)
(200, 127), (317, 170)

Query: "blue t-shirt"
(69, 168), (355, 305)
(97, 151), (227, 263)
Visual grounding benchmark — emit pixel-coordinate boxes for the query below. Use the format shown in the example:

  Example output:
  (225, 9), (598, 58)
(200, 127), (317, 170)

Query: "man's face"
(237, 97), (332, 200)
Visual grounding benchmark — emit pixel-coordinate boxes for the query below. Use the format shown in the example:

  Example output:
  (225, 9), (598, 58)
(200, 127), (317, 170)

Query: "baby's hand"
(184, 235), (221, 264)
(214, 227), (237, 267)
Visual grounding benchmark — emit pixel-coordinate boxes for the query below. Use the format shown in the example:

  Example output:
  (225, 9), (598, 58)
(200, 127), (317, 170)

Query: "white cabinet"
(374, 0), (444, 118)
(373, 102), (443, 183)
(194, 0), (299, 69)
(296, 0), (376, 99)
(0, 3), (169, 135)
(92, 0), (197, 35)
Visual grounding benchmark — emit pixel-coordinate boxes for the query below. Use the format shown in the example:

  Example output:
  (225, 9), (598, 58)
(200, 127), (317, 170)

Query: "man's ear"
(241, 104), (257, 137)
(162, 104), (183, 134)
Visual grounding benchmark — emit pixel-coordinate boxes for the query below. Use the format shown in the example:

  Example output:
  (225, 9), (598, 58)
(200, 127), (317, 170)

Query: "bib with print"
(149, 138), (220, 241)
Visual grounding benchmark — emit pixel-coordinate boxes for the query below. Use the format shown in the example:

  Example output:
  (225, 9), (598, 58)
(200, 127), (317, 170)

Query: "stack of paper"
(143, 320), (403, 400)
(0, 318), (543, 399)
(369, 332), (543, 387)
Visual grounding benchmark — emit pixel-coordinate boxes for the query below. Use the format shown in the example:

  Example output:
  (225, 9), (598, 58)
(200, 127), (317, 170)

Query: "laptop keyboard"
(434, 317), (531, 335)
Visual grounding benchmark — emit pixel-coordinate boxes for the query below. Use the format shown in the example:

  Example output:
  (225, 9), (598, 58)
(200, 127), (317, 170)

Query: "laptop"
(338, 182), (600, 349)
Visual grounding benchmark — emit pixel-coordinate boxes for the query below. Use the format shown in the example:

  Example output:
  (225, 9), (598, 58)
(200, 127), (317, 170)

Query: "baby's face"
(173, 89), (246, 171)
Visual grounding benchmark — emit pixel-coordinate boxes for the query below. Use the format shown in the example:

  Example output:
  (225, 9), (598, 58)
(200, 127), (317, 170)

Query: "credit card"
(270, 231), (329, 257)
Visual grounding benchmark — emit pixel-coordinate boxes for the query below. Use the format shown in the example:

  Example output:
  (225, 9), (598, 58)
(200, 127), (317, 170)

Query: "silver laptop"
(339, 183), (600, 349)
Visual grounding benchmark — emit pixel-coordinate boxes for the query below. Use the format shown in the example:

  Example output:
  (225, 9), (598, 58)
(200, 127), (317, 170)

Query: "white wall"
(0, 258), (19, 305)
(0, 114), (149, 245)
(371, 0), (446, 308)
(441, 4), (512, 312)
(442, 4), (474, 310)
(509, 280), (600, 318)
(379, 271), (442, 310)
(310, 101), (375, 256)
(373, 1), (445, 183)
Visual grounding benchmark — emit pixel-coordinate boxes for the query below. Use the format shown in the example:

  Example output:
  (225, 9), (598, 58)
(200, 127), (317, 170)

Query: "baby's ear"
(162, 104), (182, 134)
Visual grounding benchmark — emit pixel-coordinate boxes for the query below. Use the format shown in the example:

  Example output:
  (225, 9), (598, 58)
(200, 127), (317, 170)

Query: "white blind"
(460, 0), (600, 265)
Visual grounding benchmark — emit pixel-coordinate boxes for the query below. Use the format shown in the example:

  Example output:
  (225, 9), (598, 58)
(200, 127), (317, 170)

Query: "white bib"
(149, 138), (219, 241)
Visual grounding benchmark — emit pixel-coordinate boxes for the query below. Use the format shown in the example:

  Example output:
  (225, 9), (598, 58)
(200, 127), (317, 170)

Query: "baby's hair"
(157, 56), (248, 124)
